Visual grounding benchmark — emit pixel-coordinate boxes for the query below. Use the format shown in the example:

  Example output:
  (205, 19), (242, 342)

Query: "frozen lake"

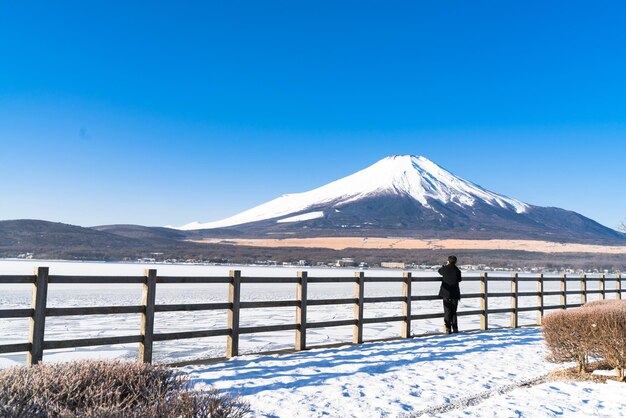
(0, 260), (611, 366)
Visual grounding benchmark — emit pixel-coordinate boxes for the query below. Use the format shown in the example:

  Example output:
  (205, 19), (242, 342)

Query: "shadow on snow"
(189, 327), (542, 397)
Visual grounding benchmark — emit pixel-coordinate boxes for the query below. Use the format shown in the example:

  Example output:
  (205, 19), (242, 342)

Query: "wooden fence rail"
(0, 268), (623, 366)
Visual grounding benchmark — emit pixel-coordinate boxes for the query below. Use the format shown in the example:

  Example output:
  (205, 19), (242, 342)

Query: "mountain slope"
(177, 155), (625, 244)
(179, 155), (528, 230)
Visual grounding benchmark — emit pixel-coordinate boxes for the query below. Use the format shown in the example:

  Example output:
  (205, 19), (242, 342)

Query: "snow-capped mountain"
(177, 155), (624, 243)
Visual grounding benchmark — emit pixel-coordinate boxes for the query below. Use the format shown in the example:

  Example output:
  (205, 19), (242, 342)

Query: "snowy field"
(1, 260), (624, 416)
(188, 328), (626, 417)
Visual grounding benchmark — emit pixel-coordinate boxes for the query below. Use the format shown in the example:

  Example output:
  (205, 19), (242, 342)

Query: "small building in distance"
(335, 258), (357, 267)
(381, 262), (406, 269)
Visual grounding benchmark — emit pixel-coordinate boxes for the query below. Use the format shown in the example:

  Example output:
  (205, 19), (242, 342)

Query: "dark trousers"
(443, 298), (459, 332)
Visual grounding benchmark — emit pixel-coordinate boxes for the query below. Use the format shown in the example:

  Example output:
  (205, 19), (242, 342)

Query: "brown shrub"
(543, 302), (626, 380)
(542, 309), (594, 372)
(582, 300), (626, 309)
(587, 302), (626, 381)
(0, 360), (250, 418)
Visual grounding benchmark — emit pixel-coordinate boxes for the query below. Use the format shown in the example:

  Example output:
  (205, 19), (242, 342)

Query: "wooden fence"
(0, 268), (623, 366)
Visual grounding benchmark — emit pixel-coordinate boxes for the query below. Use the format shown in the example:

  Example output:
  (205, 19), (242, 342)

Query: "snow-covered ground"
(1, 260), (624, 416)
(187, 327), (626, 417)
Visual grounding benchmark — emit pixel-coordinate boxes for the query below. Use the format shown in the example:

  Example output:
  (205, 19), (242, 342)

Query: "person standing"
(438, 255), (462, 334)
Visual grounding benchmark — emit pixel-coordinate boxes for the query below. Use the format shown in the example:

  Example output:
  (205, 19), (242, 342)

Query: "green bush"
(0, 360), (250, 418)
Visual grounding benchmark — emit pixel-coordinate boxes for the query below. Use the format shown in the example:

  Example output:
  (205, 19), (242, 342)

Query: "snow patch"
(276, 211), (324, 223)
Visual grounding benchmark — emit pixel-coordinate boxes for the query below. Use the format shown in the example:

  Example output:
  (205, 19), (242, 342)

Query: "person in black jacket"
(438, 255), (462, 334)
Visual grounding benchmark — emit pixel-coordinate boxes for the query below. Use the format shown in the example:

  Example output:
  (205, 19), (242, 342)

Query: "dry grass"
(547, 361), (623, 384)
(195, 237), (626, 254)
(0, 360), (250, 418)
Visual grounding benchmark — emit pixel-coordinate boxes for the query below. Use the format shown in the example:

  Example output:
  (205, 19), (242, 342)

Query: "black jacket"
(438, 264), (462, 300)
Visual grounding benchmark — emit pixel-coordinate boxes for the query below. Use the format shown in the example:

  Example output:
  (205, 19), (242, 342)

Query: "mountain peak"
(177, 155), (529, 230)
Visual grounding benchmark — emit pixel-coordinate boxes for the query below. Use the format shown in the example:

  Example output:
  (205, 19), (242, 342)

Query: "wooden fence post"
(510, 273), (518, 328)
(599, 274), (606, 300)
(226, 270), (241, 358)
(480, 272), (488, 331)
(580, 274), (587, 305)
(353, 271), (364, 344)
(295, 271), (307, 351)
(27, 267), (49, 366)
(536, 274), (544, 325)
(402, 272), (412, 338)
(617, 274), (622, 300)
(139, 269), (157, 364)
(560, 273), (567, 309)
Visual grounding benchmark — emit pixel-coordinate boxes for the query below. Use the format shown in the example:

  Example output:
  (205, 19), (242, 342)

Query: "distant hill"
(92, 224), (188, 241)
(1, 219), (625, 270)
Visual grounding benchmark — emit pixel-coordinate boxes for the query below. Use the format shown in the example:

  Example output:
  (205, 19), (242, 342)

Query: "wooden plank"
(28, 267), (48, 366)
(560, 273), (567, 309)
(456, 309), (484, 317)
(0, 275), (35, 284)
(307, 298), (356, 306)
(539, 277), (564, 282)
(511, 273), (518, 328)
(537, 274), (544, 325)
(480, 272), (488, 330)
(0, 343), (31, 354)
(0, 308), (33, 318)
(239, 277), (299, 284)
(411, 312), (445, 320)
(363, 296), (405, 304)
(353, 272), (364, 344)
(239, 324), (299, 334)
(411, 295), (441, 301)
(226, 270), (241, 358)
(599, 274), (606, 299)
(307, 319), (357, 329)
(486, 292), (516, 298)
(402, 272), (411, 338)
(155, 302), (231, 312)
(412, 277), (451, 283)
(363, 316), (404, 324)
(484, 277), (516, 282)
(565, 290), (584, 295)
(307, 277), (356, 283)
(488, 308), (515, 314)
(459, 292), (483, 299)
(542, 291), (564, 296)
(44, 335), (143, 350)
(48, 275), (144, 284)
(156, 276), (230, 284)
(153, 329), (231, 342)
(240, 300), (298, 309)
(517, 291), (541, 297)
(46, 306), (143, 316)
(517, 277), (541, 282)
(517, 306), (541, 313)
(617, 274), (622, 300)
(363, 277), (404, 283)
(296, 271), (307, 351)
(543, 304), (568, 310)
(139, 269), (157, 364)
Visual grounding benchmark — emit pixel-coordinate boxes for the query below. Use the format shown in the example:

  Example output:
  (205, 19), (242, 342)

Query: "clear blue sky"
(1, 1), (625, 229)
